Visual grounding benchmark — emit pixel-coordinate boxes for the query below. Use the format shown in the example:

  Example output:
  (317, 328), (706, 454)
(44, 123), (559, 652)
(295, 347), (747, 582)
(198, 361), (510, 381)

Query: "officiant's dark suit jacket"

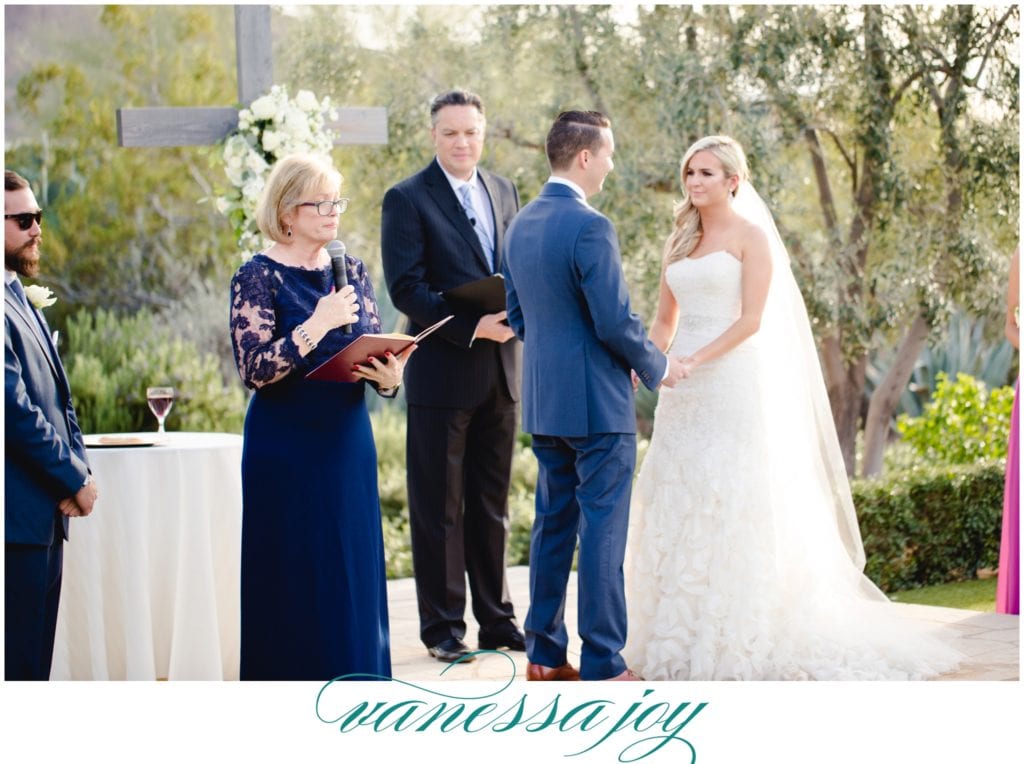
(5, 279), (91, 679)
(381, 157), (522, 647)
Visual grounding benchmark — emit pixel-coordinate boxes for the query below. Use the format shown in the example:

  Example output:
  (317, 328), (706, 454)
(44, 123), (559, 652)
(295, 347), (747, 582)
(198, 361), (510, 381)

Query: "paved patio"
(387, 565), (1019, 681)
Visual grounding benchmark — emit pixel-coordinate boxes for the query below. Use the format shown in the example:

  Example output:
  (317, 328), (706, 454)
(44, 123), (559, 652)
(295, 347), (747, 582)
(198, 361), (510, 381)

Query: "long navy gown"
(230, 253), (391, 681)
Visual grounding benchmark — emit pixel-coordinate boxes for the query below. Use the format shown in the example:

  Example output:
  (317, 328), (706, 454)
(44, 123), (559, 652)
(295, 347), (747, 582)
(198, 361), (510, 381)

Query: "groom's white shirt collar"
(547, 176), (586, 201)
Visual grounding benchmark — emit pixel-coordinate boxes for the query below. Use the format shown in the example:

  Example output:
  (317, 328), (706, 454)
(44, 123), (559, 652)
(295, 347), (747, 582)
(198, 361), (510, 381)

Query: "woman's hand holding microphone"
(293, 285), (360, 355)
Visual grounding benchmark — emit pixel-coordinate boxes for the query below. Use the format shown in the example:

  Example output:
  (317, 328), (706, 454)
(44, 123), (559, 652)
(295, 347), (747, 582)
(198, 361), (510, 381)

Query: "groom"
(502, 111), (686, 681)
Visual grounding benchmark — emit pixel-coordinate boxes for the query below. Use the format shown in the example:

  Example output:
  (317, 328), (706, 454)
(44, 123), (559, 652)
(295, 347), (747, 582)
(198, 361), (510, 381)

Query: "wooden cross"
(116, 5), (387, 148)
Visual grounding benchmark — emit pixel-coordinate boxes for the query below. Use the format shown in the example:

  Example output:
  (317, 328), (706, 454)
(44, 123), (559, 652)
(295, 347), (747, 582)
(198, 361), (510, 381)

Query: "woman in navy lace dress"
(229, 155), (413, 680)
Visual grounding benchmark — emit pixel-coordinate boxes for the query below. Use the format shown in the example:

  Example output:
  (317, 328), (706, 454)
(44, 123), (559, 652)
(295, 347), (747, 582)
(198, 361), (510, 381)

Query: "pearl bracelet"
(295, 324), (317, 351)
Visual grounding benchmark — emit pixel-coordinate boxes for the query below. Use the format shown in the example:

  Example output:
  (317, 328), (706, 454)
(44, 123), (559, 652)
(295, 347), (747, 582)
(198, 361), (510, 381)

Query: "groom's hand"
(474, 311), (516, 343)
(660, 355), (689, 389)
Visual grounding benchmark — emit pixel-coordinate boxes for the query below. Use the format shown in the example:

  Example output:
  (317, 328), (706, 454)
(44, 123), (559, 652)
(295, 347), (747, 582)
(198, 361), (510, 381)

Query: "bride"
(623, 136), (963, 680)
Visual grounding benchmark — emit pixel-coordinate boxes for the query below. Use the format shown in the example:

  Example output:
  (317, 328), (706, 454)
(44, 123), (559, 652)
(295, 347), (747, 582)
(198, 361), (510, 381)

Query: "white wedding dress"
(624, 248), (964, 680)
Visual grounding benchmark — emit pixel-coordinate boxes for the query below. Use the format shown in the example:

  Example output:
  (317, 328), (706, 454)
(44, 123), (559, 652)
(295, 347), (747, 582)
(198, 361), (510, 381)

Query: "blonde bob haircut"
(255, 154), (343, 244)
(664, 135), (749, 265)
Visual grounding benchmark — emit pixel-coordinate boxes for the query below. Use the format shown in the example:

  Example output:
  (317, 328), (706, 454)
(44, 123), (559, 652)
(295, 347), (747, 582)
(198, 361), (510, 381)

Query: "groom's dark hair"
(546, 111), (611, 171)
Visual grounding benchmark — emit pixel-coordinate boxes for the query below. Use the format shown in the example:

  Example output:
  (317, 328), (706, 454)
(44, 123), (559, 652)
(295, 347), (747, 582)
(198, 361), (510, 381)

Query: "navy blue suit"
(5, 279), (90, 680)
(382, 158), (522, 647)
(502, 182), (666, 679)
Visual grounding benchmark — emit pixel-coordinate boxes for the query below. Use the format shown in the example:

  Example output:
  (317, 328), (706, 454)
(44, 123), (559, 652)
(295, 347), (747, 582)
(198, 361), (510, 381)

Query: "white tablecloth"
(51, 432), (243, 680)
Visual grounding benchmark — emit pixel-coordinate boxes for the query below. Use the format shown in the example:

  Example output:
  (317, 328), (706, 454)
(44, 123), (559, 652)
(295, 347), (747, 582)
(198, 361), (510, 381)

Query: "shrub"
(896, 371), (1013, 464)
(63, 307), (245, 434)
(853, 460), (1005, 592)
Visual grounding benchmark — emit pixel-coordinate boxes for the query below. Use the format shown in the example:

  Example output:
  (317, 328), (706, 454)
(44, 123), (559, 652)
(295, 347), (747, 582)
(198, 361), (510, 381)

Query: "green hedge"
(63, 307), (245, 435)
(853, 460), (1005, 592)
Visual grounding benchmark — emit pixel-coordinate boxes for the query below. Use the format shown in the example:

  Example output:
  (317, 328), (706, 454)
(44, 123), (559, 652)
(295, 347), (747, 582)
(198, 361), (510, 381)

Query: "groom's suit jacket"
(502, 182), (666, 437)
(5, 280), (90, 545)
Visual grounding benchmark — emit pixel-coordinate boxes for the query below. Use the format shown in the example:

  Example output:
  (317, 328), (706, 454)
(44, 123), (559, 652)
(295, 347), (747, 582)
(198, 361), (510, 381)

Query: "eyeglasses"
(297, 199), (349, 216)
(5, 211), (43, 231)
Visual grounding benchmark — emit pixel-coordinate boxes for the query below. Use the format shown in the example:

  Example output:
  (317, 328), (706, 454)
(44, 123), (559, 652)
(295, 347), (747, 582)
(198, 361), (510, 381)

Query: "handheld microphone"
(327, 239), (353, 334)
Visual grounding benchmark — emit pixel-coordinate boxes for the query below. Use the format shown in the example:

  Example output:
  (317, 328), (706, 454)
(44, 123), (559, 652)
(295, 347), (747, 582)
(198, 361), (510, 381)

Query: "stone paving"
(387, 565), (1019, 682)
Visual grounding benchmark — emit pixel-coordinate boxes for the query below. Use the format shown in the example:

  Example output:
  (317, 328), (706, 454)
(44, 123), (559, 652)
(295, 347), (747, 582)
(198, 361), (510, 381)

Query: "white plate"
(83, 434), (165, 448)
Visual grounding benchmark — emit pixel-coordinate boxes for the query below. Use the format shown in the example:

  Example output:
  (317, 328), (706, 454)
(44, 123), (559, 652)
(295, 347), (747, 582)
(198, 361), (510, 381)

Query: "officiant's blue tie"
(459, 184), (495, 272)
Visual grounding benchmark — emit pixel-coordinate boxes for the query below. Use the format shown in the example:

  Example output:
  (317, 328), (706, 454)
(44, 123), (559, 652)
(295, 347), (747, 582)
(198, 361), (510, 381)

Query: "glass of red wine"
(146, 386), (175, 434)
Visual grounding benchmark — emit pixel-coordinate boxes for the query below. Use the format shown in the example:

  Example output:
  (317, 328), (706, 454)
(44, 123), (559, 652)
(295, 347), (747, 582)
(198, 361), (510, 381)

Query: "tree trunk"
(821, 335), (868, 474)
(861, 312), (931, 476)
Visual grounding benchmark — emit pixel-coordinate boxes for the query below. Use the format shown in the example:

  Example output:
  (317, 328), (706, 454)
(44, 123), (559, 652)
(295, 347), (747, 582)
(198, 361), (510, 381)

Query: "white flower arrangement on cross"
(215, 85), (338, 258)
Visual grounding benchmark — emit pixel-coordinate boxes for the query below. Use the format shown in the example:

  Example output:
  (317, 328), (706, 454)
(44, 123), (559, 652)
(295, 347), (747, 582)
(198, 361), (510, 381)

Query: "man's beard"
(5, 238), (41, 278)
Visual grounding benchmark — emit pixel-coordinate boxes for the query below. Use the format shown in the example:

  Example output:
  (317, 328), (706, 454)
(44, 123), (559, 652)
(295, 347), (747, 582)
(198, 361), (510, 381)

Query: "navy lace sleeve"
(230, 255), (385, 391)
(230, 260), (304, 390)
(352, 258), (383, 334)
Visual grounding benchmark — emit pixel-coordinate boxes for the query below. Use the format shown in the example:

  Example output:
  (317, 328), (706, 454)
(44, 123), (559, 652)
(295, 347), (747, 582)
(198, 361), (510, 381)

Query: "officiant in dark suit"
(381, 89), (524, 663)
(5, 169), (97, 680)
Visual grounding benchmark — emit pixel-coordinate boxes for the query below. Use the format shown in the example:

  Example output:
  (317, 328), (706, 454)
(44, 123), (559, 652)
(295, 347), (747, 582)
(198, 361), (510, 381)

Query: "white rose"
(242, 177), (264, 201)
(245, 152), (269, 173)
(23, 284), (57, 309)
(215, 197), (231, 215)
(295, 89), (319, 111)
(249, 95), (277, 120)
(261, 130), (282, 153)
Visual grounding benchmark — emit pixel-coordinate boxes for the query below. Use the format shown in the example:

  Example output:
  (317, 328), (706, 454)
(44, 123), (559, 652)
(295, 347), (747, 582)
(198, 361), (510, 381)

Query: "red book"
(305, 315), (453, 383)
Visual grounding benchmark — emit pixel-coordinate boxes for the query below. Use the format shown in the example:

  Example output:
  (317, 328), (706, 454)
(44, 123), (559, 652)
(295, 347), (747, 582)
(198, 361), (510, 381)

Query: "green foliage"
(64, 307), (245, 435)
(868, 311), (1016, 418)
(5, 5), (239, 331)
(896, 372), (1014, 464)
(853, 460), (1005, 592)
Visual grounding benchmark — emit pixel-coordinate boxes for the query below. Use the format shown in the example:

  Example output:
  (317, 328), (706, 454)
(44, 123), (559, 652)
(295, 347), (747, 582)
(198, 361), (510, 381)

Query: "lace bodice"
(665, 250), (751, 357)
(229, 253), (383, 390)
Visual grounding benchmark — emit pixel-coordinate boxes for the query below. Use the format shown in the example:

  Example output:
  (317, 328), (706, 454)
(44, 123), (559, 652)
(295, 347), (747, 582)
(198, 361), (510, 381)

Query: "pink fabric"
(996, 381), (1019, 615)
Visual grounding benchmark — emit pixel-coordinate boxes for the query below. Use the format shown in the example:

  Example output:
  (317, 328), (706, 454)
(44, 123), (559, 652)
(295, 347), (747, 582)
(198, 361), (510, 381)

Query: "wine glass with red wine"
(146, 386), (175, 434)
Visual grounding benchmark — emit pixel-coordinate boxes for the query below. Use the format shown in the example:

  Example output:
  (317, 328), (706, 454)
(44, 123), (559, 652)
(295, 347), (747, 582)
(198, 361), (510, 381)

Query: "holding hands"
(632, 354), (695, 391)
(660, 355), (694, 389)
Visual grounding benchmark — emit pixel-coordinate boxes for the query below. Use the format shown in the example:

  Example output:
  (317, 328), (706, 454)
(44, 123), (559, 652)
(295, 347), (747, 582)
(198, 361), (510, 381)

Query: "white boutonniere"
(24, 284), (57, 309)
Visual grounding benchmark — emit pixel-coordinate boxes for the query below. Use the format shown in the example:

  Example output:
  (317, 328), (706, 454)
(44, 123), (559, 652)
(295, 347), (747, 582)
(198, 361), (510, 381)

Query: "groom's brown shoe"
(526, 661), (581, 681)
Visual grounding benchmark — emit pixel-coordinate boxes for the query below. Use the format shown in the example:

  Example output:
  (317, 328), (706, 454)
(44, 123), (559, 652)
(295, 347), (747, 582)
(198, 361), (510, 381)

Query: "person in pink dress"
(997, 245), (1019, 615)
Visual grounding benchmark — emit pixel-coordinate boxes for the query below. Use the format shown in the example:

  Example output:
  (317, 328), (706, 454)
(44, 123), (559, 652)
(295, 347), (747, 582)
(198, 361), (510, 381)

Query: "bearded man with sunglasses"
(5, 169), (96, 680)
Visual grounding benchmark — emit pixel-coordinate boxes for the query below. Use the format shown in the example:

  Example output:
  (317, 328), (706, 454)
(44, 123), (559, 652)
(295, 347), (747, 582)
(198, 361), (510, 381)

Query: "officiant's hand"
(308, 284), (360, 335)
(352, 344), (417, 389)
(474, 311), (515, 343)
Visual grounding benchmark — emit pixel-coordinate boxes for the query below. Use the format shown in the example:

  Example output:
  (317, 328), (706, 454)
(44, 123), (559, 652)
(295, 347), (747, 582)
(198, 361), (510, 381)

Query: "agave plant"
(867, 310), (1016, 419)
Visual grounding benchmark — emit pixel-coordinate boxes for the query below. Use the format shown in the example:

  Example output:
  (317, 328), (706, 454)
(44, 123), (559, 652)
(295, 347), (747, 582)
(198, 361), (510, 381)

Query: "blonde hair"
(255, 154), (342, 243)
(663, 136), (750, 265)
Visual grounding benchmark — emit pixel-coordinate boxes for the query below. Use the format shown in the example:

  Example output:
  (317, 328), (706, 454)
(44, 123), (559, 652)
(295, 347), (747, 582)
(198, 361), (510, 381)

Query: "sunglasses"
(5, 211), (43, 231)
